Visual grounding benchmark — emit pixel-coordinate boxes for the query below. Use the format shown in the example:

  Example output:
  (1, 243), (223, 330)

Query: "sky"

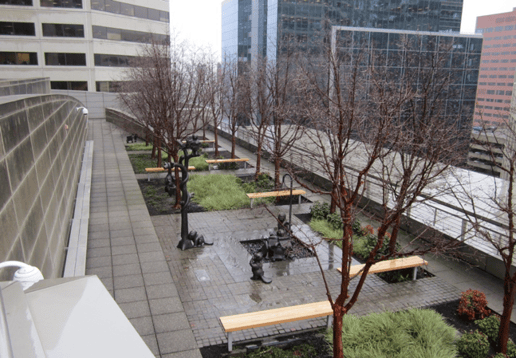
(170, 0), (516, 62)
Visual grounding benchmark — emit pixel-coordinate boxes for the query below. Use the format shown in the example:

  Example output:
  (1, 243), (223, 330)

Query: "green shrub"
(188, 153), (209, 171)
(309, 219), (343, 240)
(310, 201), (330, 221)
(508, 341), (516, 358)
(327, 212), (343, 230)
(353, 234), (400, 261)
(326, 309), (456, 358)
(457, 330), (489, 358)
(492, 354), (509, 358)
(188, 174), (250, 210)
(352, 219), (362, 235)
(126, 143), (153, 151)
(476, 315), (500, 343)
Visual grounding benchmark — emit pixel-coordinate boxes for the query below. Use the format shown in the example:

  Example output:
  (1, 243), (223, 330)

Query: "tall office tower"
(222, 0), (252, 63)
(222, 0), (464, 64)
(473, 8), (516, 126)
(0, 0), (170, 92)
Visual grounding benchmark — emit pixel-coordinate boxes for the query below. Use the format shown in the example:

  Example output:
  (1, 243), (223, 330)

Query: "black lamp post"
(164, 135), (213, 250)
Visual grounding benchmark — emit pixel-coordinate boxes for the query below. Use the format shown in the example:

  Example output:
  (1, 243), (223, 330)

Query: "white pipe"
(0, 261), (44, 290)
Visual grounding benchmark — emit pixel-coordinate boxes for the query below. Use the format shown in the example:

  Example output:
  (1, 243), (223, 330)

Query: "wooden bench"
(205, 158), (249, 171)
(182, 139), (216, 149)
(246, 190), (306, 208)
(220, 300), (333, 352)
(337, 256), (428, 281)
(144, 166), (195, 181)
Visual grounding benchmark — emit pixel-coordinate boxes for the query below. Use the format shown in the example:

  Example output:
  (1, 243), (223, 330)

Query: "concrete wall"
(0, 78), (50, 97)
(52, 91), (123, 120)
(0, 94), (87, 280)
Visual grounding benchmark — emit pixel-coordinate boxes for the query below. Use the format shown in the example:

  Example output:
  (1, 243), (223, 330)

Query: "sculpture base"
(177, 231), (213, 251)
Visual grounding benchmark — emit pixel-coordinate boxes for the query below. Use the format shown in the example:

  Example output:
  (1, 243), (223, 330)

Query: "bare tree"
(294, 32), (467, 357)
(263, 47), (304, 189)
(220, 60), (247, 158)
(244, 56), (273, 180)
(119, 36), (209, 207)
(449, 114), (516, 354)
(205, 59), (224, 157)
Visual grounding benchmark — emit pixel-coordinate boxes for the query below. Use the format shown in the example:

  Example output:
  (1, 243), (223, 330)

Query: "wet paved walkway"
(85, 121), (513, 357)
(85, 120), (201, 358)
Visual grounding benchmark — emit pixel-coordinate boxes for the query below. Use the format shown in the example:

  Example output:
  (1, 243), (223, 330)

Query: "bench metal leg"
(327, 315), (333, 329)
(298, 195), (301, 208)
(413, 267), (417, 281)
(228, 332), (233, 352)
(244, 161), (247, 169)
(250, 198), (254, 209)
(147, 173), (150, 182)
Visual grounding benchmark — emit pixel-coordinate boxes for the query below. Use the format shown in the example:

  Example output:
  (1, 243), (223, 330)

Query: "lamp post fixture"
(164, 135), (213, 250)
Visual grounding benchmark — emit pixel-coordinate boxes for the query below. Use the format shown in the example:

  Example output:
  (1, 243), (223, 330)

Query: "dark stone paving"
(153, 207), (460, 349)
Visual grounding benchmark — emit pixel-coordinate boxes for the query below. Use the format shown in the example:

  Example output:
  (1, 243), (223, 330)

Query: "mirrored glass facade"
(334, 27), (482, 144)
(223, 0), (464, 64)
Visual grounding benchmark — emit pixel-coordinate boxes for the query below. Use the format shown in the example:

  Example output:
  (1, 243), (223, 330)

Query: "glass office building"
(223, 0), (464, 64)
(333, 27), (482, 140)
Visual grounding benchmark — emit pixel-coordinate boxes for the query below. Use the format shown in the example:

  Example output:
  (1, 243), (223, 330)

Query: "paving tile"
(146, 284), (179, 299)
(161, 349), (203, 358)
(152, 312), (191, 333)
(114, 274), (144, 290)
(141, 261), (170, 274)
(144, 271), (174, 286)
(149, 297), (184, 315)
(141, 334), (160, 356)
(112, 244), (138, 256)
(129, 316), (155, 336)
(113, 263), (142, 277)
(115, 286), (147, 303)
(156, 330), (198, 354)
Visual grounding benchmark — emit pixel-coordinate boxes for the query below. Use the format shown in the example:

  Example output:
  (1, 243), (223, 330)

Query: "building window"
(96, 81), (122, 92)
(94, 53), (133, 67)
(91, 0), (169, 23)
(92, 25), (168, 44)
(0, 22), (35, 35)
(0, 0), (32, 5)
(45, 52), (86, 66)
(51, 81), (87, 90)
(0, 51), (37, 64)
(41, 0), (82, 8)
(42, 23), (84, 37)
(506, 91), (513, 96)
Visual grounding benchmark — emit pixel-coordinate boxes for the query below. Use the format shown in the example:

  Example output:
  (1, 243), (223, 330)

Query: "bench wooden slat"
(337, 256), (428, 277)
(247, 190), (306, 199)
(145, 166), (195, 173)
(205, 158), (249, 164)
(220, 301), (332, 333)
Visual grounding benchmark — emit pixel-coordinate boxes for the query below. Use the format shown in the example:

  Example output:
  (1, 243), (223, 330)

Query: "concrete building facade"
(0, 0), (169, 92)
(474, 8), (516, 126)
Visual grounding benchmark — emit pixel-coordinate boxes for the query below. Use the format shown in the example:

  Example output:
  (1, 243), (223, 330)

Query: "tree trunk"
(173, 153), (181, 209)
(151, 138), (157, 159)
(214, 126), (219, 157)
(156, 139), (162, 168)
(231, 132), (236, 158)
(332, 304), (344, 358)
(255, 138), (263, 180)
(497, 275), (516, 353)
(274, 157), (281, 189)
